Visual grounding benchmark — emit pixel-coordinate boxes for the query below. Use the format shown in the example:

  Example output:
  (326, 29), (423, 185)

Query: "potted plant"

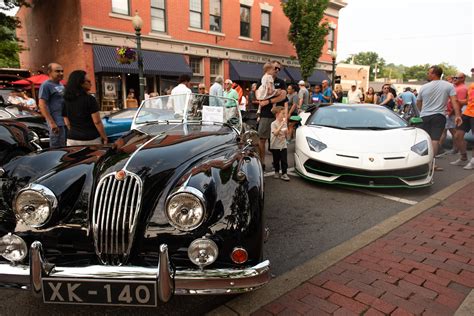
(116, 46), (137, 64)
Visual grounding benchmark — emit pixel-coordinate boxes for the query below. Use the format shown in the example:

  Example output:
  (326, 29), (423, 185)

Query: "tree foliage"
(0, 0), (29, 68)
(282, 0), (330, 81)
(342, 51), (386, 81)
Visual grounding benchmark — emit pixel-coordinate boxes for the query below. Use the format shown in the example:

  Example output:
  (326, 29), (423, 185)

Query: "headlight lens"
(187, 238), (218, 268)
(411, 140), (428, 156)
(14, 184), (57, 227)
(0, 233), (27, 262)
(306, 137), (327, 152)
(166, 188), (205, 231)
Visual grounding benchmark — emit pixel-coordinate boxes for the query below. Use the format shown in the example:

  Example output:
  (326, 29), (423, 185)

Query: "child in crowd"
(270, 107), (290, 181)
(256, 62), (281, 119)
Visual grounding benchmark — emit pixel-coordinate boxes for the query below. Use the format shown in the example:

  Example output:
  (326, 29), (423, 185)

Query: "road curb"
(207, 173), (474, 316)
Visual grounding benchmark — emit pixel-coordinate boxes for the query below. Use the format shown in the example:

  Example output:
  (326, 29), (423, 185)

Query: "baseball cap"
(298, 80), (305, 85)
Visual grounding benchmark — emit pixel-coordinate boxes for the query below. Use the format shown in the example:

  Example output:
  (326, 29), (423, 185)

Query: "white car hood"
(305, 126), (423, 153)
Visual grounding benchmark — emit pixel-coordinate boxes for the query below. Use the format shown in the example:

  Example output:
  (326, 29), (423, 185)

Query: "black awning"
(93, 45), (192, 76)
(307, 70), (330, 85)
(230, 60), (292, 82)
(229, 60), (263, 82)
(283, 66), (329, 85)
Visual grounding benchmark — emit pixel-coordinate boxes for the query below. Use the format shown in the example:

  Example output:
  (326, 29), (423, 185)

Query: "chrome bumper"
(0, 241), (271, 303)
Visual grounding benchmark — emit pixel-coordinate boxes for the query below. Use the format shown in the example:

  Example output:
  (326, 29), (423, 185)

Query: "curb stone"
(207, 173), (474, 316)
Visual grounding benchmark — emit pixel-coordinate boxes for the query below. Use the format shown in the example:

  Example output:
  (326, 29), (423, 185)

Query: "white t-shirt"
(348, 89), (362, 103)
(170, 83), (192, 115)
(418, 80), (456, 117)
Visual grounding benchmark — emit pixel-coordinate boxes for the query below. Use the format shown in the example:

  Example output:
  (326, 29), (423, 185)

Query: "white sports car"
(294, 104), (434, 188)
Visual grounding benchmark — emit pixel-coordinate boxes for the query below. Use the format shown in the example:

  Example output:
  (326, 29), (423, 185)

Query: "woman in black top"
(63, 70), (107, 146)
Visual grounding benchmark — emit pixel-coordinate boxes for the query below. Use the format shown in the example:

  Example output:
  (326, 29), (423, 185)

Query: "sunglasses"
(54, 70), (64, 73)
(452, 77), (461, 80)
(274, 67), (281, 71)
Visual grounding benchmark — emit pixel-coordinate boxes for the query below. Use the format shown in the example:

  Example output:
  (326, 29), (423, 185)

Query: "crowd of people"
(9, 60), (473, 176)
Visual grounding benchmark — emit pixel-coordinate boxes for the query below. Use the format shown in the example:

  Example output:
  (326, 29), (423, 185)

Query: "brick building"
(16, 0), (346, 109)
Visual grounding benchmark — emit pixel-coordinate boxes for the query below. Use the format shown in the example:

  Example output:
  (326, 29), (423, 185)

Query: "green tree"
(0, 0), (29, 68)
(381, 63), (404, 80)
(282, 0), (330, 81)
(342, 51), (386, 81)
(403, 64), (430, 81)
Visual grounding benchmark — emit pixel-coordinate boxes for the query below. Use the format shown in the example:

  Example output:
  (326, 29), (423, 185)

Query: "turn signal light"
(231, 247), (248, 264)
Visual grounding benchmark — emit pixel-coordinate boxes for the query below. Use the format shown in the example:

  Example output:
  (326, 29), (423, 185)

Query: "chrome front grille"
(92, 171), (143, 265)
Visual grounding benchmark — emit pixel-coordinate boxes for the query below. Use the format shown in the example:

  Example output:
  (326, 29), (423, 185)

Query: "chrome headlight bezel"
(0, 233), (27, 263)
(165, 187), (206, 231)
(14, 184), (57, 228)
(411, 140), (429, 156)
(306, 137), (327, 152)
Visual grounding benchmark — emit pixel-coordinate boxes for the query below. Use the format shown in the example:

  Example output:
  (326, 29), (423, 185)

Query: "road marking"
(350, 188), (418, 205)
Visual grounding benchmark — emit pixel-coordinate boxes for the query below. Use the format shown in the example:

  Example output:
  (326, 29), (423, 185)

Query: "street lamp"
(132, 11), (145, 103)
(330, 50), (337, 91)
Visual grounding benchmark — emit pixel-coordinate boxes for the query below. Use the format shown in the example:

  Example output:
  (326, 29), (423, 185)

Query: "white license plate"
(42, 278), (157, 307)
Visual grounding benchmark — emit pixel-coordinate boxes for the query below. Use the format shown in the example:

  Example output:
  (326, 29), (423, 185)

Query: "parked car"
(0, 105), (49, 148)
(0, 94), (269, 307)
(101, 108), (137, 142)
(295, 104), (434, 188)
(0, 120), (40, 165)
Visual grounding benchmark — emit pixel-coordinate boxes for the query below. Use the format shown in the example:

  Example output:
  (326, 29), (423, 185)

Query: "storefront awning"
(93, 45), (192, 76)
(284, 66), (329, 85)
(229, 60), (291, 82)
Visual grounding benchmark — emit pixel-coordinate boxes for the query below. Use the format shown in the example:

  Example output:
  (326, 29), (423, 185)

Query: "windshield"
(6, 105), (41, 118)
(133, 93), (241, 131)
(307, 105), (408, 130)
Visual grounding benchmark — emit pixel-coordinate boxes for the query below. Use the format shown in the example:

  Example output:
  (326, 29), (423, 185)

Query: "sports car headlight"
(411, 140), (428, 156)
(165, 187), (205, 231)
(14, 184), (57, 227)
(306, 137), (327, 152)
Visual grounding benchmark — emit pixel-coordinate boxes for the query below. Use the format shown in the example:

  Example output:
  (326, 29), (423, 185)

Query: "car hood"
(305, 126), (424, 153)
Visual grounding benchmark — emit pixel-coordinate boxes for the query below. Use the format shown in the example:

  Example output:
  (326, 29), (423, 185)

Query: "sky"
(337, 0), (474, 74)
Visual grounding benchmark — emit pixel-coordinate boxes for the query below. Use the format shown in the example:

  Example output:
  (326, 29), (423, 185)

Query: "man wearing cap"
(347, 84), (362, 104)
(321, 80), (333, 104)
(298, 80), (309, 111)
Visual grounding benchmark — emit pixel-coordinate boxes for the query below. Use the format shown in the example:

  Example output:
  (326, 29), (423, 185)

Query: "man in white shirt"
(347, 84), (362, 104)
(209, 76), (224, 97)
(170, 74), (192, 115)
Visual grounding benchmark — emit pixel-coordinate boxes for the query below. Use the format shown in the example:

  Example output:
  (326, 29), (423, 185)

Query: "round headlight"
(188, 238), (218, 268)
(0, 233), (27, 262)
(166, 188), (205, 231)
(14, 184), (57, 227)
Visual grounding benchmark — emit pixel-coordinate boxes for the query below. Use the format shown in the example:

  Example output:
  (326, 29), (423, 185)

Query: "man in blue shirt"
(39, 63), (66, 148)
(321, 80), (332, 104)
(398, 87), (417, 113)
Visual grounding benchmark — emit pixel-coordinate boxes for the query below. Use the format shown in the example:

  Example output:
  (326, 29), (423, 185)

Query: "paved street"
(0, 145), (473, 315)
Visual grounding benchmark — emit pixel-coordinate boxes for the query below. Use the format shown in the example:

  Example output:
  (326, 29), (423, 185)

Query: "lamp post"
(330, 50), (337, 91)
(132, 11), (145, 103)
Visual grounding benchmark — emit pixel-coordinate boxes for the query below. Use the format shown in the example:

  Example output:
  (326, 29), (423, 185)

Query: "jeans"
(49, 126), (67, 148)
(271, 148), (288, 174)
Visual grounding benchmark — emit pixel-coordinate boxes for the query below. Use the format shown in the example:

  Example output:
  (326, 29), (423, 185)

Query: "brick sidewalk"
(253, 185), (474, 316)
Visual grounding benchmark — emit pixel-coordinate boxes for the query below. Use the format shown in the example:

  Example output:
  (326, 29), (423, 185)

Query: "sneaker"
(446, 149), (459, 155)
(273, 173), (280, 179)
(464, 162), (474, 170)
(281, 174), (290, 181)
(450, 158), (468, 166)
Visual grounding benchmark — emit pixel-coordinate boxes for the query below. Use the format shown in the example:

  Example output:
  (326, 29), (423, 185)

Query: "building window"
(111, 0), (130, 15)
(328, 29), (335, 51)
(261, 11), (270, 41)
(210, 58), (222, 82)
(189, 0), (202, 29)
(151, 0), (166, 32)
(209, 0), (221, 32)
(240, 6), (250, 38)
(190, 57), (203, 83)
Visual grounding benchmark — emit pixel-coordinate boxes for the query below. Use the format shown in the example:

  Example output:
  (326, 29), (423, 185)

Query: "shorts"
(67, 137), (102, 146)
(49, 125), (67, 148)
(457, 114), (474, 133)
(258, 117), (274, 139)
(445, 115), (456, 129)
(421, 113), (446, 141)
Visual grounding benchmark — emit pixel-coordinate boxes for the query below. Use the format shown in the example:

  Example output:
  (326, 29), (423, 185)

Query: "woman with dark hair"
(62, 70), (108, 146)
(378, 84), (396, 110)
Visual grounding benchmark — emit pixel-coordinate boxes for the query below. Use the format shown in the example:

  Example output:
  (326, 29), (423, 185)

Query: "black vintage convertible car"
(0, 94), (269, 307)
